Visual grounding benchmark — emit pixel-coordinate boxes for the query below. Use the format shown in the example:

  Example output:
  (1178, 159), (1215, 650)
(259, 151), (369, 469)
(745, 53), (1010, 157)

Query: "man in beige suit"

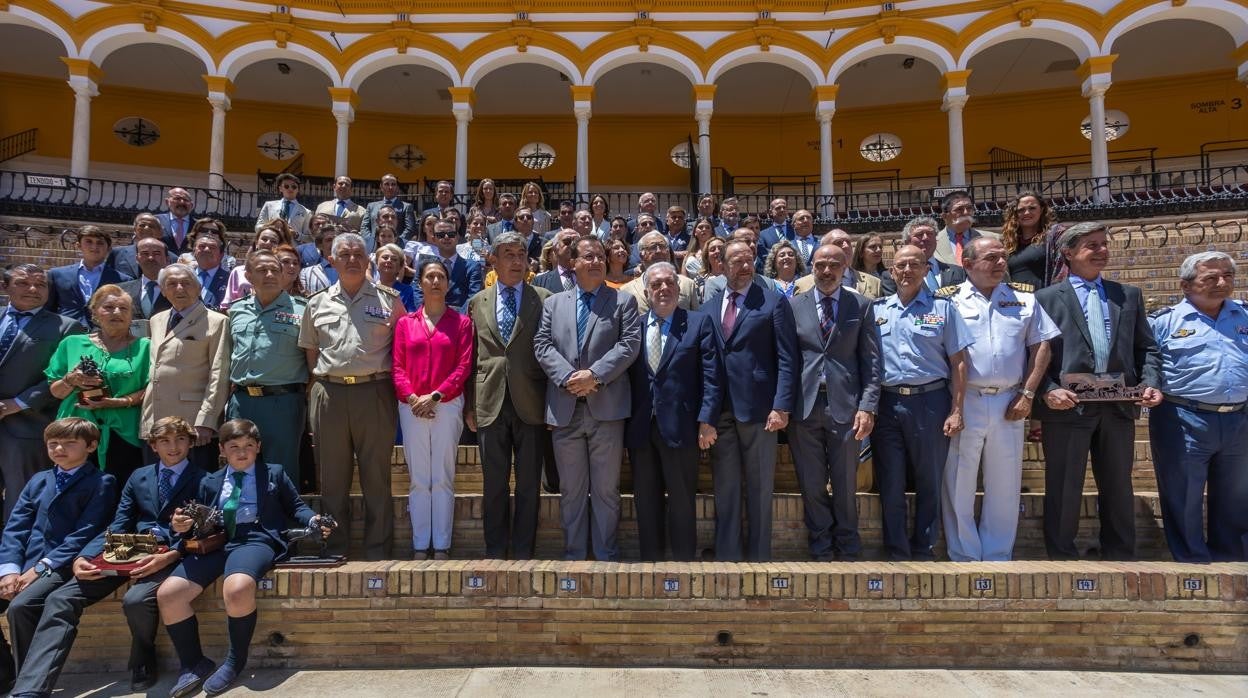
(620, 231), (700, 313)
(795, 230), (883, 299)
(465, 231), (551, 559)
(315, 176), (366, 236)
(141, 263), (231, 470)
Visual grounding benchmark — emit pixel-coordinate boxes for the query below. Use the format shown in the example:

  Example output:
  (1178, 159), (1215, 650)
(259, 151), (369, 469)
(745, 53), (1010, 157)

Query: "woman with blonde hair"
(521, 181), (551, 235)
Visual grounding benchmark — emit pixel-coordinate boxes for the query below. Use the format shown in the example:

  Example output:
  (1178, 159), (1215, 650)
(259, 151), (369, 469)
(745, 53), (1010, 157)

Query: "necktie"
(158, 467), (174, 507)
(143, 280), (158, 317)
(54, 469), (72, 494)
(562, 271), (575, 291)
(925, 262), (940, 292)
(1086, 283), (1110, 373)
(820, 295), (836, 342)
(797, 237), (809, 261)
(168, 312), (183, 333)
(954, 232), (964, 266)
(577, 291), (594, 347)
(281, 200), (291, 220)
(336, 200), (346, 217)
(223, 471), (245, 538)
(175, 218), (186, 248)
(199, 270), (212, 305)
(499, 286), (517, 342)
(0, 309), (32, 358)
(502, 220), (514, 232)
(722, 291), (740, 338)
(647, 317), (663, 374)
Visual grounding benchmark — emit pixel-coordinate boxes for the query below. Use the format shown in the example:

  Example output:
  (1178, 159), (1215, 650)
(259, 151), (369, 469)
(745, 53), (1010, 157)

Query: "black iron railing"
(0, 129), (37, 164)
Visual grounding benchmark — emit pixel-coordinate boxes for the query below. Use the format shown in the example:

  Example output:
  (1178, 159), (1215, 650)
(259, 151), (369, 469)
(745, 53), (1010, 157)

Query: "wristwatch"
(1020, 388), (1036, 399)
(34, 561), (52, 578)
(431, 391), (443, 403)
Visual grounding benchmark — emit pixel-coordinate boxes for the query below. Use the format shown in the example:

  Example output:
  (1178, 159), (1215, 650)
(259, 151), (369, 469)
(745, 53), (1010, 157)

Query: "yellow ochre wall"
(2, 70), (1244, 188)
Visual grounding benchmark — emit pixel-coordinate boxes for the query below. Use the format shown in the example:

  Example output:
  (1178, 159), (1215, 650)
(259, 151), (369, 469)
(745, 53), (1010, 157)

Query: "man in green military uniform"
(226, 250), (309, 487)
(298, 230), (399, 560)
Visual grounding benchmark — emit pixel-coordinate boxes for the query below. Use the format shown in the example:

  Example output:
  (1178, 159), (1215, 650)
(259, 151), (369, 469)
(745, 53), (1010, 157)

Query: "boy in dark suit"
(0, 417), (116, 692)
(159, 419), (330, 697)
(44, 226), (132, 327)
(10, 417), (207, 695)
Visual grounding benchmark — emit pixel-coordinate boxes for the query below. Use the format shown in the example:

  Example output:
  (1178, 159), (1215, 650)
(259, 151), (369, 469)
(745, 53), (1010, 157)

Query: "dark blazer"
(79, 462), (208, 559)
(107, 244), (176, 280)
(44, 263), (131, 325)
(198, 267), (230, 311)
(0, 309), (84, 439)
(156, 213), (195, 255)
(790, 288), (882, 423)
(117, 277), (173, 320)
(626, 308), (723, 449)
(1033, 277), (1162, 421)
(191, 462), (316, 556)
(466, 283), (551, 428)
(296, 242), (322, 268)
(531, 269), (568, 295)
(361, 199), (418, 243)
(879, 259), (967, 295)
(0, 466), (116, 571)
(704, 280), (798, 424)
(411, 256), (483, 313)
(757, 221), (795, 270)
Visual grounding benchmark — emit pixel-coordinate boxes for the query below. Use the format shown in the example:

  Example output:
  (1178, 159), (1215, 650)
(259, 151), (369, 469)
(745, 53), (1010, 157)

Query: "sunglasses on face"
(434, 231), (458, 239)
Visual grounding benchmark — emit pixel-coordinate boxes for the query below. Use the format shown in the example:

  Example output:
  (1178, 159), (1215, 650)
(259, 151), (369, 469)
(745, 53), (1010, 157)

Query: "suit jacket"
(79, 461), (207, 558)
(790, 288), (882, 423)
(362, 199), (418, 244)
(118, 277), (173, 320)
(44, 263), (131, 325)
(704, 279), (798, 423)
(933, 226), (997, 267)
(197, 266), (230, 312)
(141, 302), (231, 437)
(255, 199), (312, 239)
(619, 274), (701, 314)
(534, 285), (642, 427)
(757, 221), (795, 271)
(531, 269), (570, 295)
(106, 244), (175, 280)
(1033, 278), (1162, 422)
(314, 199), (366, 233)
(486, 220), (518, 245)
(703, 273), (774, 301)
(0, 308), (84, 440)
(0, 465), (115, 572)
(794, 270), (883, 300)
(625, 308), (722, 449)
(296, 242), (322, 268)
(191, 461), (315, 555)
(466, 283), (551, 428)
(410, 256), (484, 313)
(157, 213), (195, 255)
(879, 259), (969, 296)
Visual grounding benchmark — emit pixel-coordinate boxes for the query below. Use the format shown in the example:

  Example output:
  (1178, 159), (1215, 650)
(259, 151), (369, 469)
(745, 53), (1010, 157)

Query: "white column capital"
(67, 75), (99, 100)
(815, 101), (836, 123)
(207, 92), (231, 112)
(1081, 80), (1111, 99)
(941, 91), (969, 113)
(573, 102), (592, 121)
(332, 102), (355, 125)
(694, 100), (713, 124)
(452, 103), (473, 123)
(1239, 61), (1248, 85)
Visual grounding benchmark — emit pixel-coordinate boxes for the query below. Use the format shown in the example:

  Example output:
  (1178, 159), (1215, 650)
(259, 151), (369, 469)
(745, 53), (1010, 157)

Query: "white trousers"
(941, 389), (1024, 561)
(398, 395), (463, 551)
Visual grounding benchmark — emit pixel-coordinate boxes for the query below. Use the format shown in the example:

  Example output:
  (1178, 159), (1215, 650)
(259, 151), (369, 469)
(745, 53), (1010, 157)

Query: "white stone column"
(449, 87), (474, 201)
(693, 85), (716, 195)
(813, 85), (838, 218)
(941, 71), (972, 188)
(1078, 56), (1116, 204)
(571, 86), (593, 193)
(202, 76), (234, 195)
(61, 59), (100, 179)
(328, 87), (357, 178)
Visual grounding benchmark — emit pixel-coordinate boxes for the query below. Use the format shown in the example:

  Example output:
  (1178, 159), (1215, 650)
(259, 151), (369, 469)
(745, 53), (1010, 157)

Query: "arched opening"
(592, 62), (695, 195)
(0, 24), (73, 169)
(472, 64), (575, 190)
(231, 58), (334, 184)
(353, 64), (455, 191)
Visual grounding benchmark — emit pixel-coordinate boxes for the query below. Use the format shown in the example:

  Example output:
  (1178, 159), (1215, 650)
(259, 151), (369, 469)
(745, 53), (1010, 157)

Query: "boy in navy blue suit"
(158, 419), (330, 697)
(10, 417), (207, 695)
(0, 417), (116, 693)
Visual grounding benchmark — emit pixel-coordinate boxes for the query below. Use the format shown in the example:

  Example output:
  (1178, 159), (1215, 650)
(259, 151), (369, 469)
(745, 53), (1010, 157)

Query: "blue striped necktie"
(577, 292), (594, 347)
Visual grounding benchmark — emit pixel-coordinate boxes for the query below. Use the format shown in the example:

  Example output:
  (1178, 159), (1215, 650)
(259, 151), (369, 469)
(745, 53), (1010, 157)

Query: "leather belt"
(970, 384), (1019, 396)
(318, 372), (391, 386)
(882, 379), (948, 396)
(235, 383), (304, 397)
(1164, 395), (1246, 414)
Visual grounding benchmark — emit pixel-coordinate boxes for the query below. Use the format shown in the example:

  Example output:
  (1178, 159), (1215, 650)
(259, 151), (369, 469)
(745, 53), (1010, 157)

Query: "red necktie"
(722, 291), (740, 338)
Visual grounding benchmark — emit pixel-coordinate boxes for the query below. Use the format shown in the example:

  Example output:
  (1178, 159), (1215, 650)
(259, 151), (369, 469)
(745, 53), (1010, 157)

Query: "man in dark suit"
(532, 229), (579, 294)
(1034, 221), (1162, 560)
(626, 193), (667, 239)
(534, 236), (641, 561)
(189, 222), (230, 311)
(788, 244), (882, 561)
(11, 416), (206, 694)
(360, 174), (418, 244)
(117, 237), (174, 323)
(880, 216), (971, 295)
(485, 194), (522, 243)
(0, 265), (85, 521)
(626, 262), (721, 561)
(297, 212), (333, 267)
(465, 232), (552, 559)
(45, 226), (131, 327)
(756, 197), (794, 272)
(422, 179), (458, 220)
(412, 219), (483, 313)
(156, 187), (195, 256)
(107, 213), (176, 280)
(704, 239), (798, 562)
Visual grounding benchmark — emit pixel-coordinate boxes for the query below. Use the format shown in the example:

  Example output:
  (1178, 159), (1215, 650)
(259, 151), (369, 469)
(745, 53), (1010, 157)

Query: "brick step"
(58, 560), (1248, 674)
(306, 492), (1173, 562)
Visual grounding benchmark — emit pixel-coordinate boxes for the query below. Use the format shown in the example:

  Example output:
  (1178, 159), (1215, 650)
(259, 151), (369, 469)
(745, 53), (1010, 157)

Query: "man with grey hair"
(299, 231), (400, 560)
(1034, 221), (1161, 560)
(933, 189), (994, 267)
(620, 232), (701, 314)
(144, 263), (231, 470)
(880, 216), (967, 295)
(1148, 250), (1247, 562)
(627, 193), (667, 238)
(626, 261), (722, 561)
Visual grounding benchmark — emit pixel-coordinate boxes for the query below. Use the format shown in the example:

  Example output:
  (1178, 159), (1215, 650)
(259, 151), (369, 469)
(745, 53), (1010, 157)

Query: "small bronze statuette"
(90, 532), (169, 577)
(279, 514), (346, 568)
(180, 500), (226, 555)
(1061, 372), (1147, 402)
(75, 355), (110, 406)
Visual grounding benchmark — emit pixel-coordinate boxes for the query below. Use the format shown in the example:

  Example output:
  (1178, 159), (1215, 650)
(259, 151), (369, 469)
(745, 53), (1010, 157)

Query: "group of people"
(0, 180), (1245, 696)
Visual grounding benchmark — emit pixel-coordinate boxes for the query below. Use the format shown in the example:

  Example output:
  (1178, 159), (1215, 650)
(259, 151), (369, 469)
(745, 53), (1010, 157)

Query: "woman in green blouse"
(45, 283), (150, 484)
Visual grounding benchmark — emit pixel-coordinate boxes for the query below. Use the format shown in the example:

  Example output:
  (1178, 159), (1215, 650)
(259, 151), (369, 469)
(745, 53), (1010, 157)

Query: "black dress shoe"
(132, 663), (158, 691)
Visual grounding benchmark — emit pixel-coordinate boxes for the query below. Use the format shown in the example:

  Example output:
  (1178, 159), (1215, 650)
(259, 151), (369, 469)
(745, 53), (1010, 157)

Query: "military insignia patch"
(998, 300), (1025, 308)
(1170, 328), (1196, 338)
(876, 317), (887, 325)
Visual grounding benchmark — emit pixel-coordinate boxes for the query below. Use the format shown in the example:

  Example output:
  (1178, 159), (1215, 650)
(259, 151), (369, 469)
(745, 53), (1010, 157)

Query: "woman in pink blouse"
(392, 258), (475, 560)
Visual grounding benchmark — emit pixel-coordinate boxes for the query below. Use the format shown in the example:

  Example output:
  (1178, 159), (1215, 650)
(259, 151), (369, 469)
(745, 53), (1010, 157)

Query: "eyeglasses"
(281, 184), (298, 191)
(515, 214), (533, 220)
(434, 231), (458, 240)
(640, 244), (668, 253)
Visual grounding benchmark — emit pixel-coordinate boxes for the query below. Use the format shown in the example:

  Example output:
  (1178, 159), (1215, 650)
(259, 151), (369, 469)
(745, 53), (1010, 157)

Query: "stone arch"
(218, 42), (340, 85)
(958, 21), (1098, 69)
(705, 45), (823, 88)
(583, 45), (703, 86)
(343, 47), (460, 92)
(1104, 0), (1248, 50)
(80, 24), (213, 73)
(461, 46), (583, 88)
(0, 6), (75, 57)
(828, 36), (956, 83)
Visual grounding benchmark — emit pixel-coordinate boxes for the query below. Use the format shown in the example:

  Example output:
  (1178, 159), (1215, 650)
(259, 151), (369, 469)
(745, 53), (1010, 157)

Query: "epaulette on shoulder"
(1149, 306), (1173, 319)
(1007, 281), (1035, 294)
(375, 284), (399, 297)
(935, 285), (959, 298)
(873, 296), (888, 304)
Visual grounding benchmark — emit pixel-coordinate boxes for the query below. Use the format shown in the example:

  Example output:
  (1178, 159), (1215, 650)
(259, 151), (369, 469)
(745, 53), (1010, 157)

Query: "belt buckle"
(343, 375), (357, 385)
(245, 386), (263, 397)
(1217, 404), (1236, 413)
(898, 386), (914, 396)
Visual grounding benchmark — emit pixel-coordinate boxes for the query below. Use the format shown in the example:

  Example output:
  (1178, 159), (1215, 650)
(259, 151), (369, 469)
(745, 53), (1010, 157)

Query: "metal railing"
(0, 129), (37, 164)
